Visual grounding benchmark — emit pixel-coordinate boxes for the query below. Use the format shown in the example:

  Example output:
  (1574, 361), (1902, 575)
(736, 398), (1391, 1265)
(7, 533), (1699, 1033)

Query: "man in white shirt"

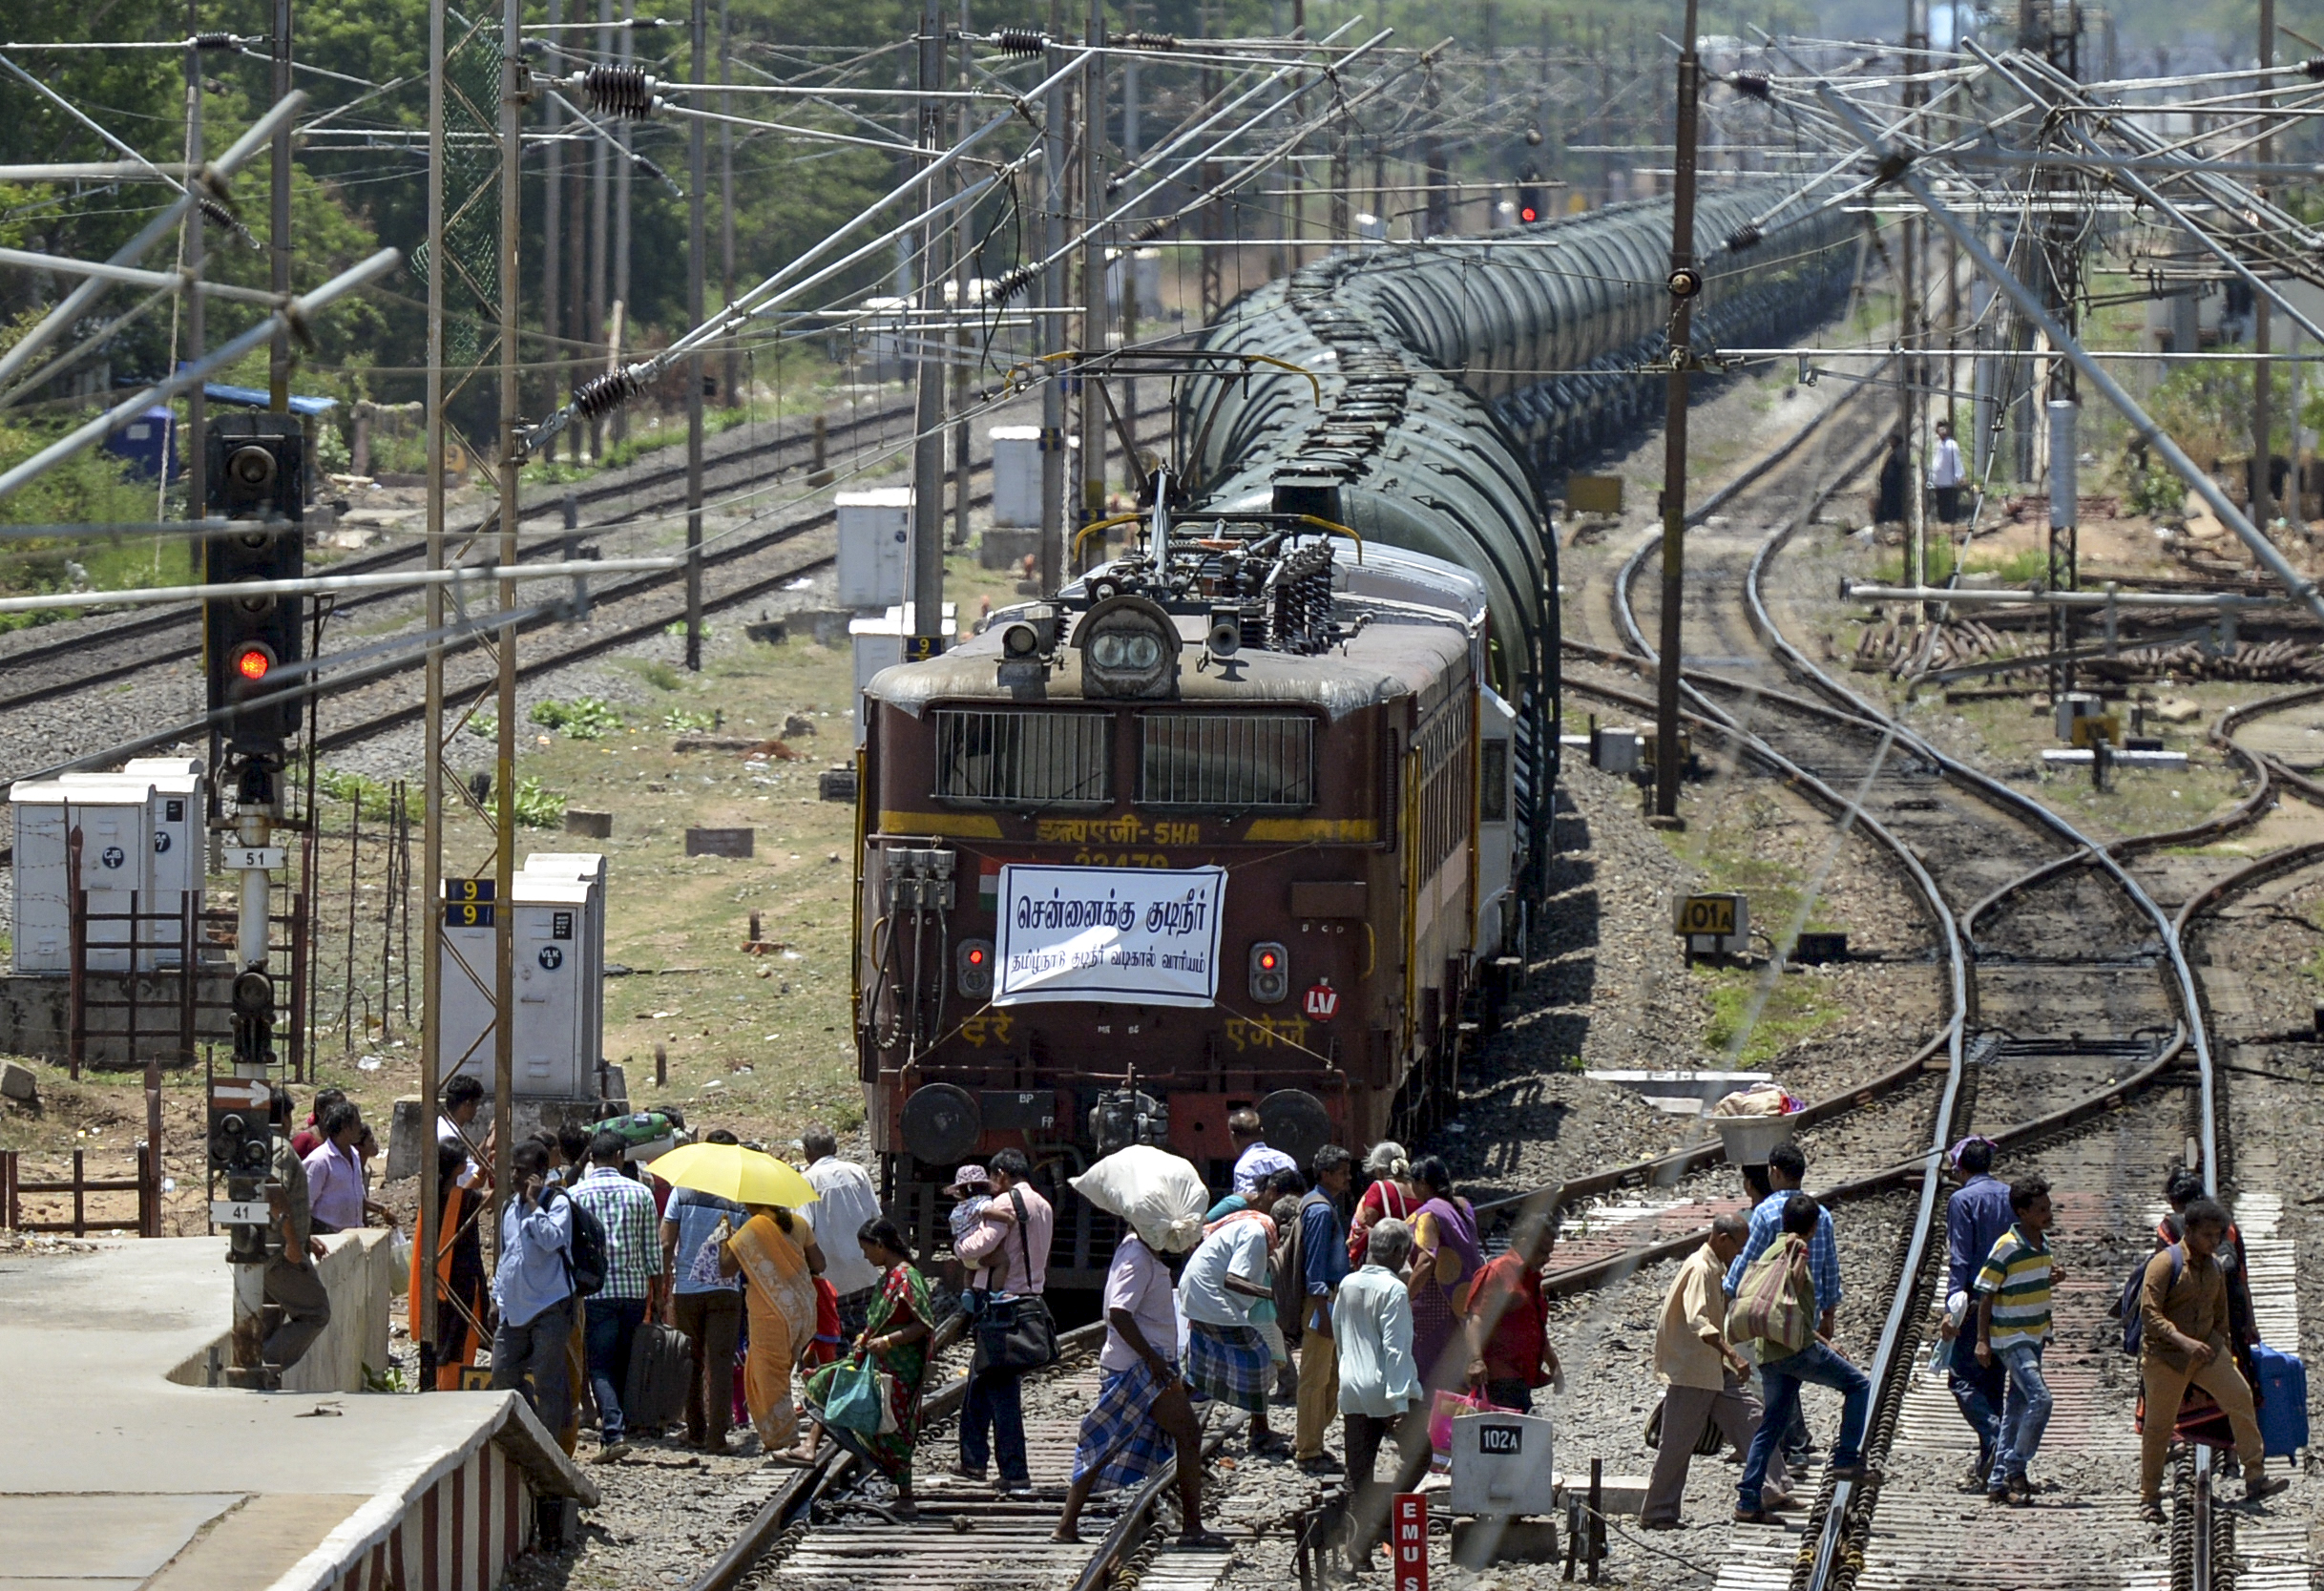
(436, 1075), (491, 1191)
(1052, 1230), (1225, 1549)
(1334, 1218), (1427, 1572)
(1179, 1210), (1288, 1454)
(1929, 419), (1967, 525)
(799, 1126), (884, 1339)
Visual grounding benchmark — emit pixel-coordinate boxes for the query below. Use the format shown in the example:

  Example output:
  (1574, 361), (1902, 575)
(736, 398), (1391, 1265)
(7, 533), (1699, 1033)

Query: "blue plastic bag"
(821, 1355), (892, 1436)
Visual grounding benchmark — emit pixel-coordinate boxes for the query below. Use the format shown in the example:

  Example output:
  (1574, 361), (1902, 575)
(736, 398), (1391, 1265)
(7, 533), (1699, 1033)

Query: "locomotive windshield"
(1137, 712), (1314, 810)
(932, 708), (1110, 807)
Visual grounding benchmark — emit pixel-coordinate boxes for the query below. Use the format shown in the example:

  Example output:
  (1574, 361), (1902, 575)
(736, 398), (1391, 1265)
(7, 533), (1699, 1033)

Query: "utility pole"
(589, 0), (611, 459)
(183, 10), (206, 556)
(544, 0), (563, 430)
(686, 0), (707, 671)
(1652, 0), (1702, 827)
(416, 0), (447, 1388)
(1902, 0), (1926, 602)
(1198, 3), (1222, 322)
(1078, 0), (1106, 555)
(268, 0), (292, 413)
(951, 0), (973, 552)
(612, 0), (634, 448)
(492, 0), (522, 1212)
(719, 0), (737, 410)
(909, 0), (947, 655)
(2252, 0), (2275, 531)
(1120, 0), (1139, 471)
(1422, 66), (1447, 239)
(1038, 25), (1068, 595)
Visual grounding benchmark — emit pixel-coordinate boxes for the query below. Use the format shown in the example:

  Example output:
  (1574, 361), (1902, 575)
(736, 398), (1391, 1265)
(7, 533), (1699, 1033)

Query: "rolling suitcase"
(622, 1322), (692, 1435)
(2251, 1342), (2308, 1458)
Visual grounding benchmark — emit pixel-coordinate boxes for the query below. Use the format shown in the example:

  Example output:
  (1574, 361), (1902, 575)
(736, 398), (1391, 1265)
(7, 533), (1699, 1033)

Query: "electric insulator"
(578, 63), (658, 118)
(989, 264), (1036, 304)
(193, 31), (243, 50)
(1727, 222), (1763, 252)
(574, 366), (643, 419)
(1728, 72), (1771, 100)
(994, 29), (1048, 54)
(2304, 56), (2324, 80)
(1131, 216), (1172, 244)
(198, 195), (237, 231)
(1118, 31), (1179, 49)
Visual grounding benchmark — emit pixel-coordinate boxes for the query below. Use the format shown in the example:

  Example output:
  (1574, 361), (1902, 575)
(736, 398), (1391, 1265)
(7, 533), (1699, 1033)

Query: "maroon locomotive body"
(852, 519), (1520, 1287)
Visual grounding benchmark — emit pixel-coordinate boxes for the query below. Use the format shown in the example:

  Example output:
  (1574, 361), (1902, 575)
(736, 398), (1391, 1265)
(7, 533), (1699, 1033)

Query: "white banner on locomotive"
(994, 863), (1227, 1007)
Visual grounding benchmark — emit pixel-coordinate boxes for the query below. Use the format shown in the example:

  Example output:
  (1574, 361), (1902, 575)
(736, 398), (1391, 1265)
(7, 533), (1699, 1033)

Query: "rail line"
(0, 386), (936, 711)
(683, 1322), (1232, 1591)
(4, 399), (1172, 786)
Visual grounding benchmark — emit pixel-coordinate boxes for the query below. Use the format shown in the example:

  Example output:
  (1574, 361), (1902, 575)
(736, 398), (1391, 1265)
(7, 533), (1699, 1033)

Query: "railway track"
(686, 1323), (1233, 1591)
(5, 398), (1171, 785)
(1587, 413), (2321, 1591)
(0, 386), (933, 714)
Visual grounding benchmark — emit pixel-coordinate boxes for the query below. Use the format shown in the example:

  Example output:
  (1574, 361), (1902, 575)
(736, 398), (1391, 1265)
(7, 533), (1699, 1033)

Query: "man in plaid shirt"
(571, 1130), (664, 1459)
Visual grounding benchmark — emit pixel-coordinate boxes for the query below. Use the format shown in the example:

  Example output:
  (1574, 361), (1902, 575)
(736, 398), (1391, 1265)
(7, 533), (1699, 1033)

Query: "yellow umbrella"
(648, 1141), (818, 1208)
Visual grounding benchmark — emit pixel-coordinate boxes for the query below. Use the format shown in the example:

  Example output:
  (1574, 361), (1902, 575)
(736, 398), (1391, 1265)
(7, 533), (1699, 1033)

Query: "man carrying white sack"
(1053, 1147), (1225, 1551)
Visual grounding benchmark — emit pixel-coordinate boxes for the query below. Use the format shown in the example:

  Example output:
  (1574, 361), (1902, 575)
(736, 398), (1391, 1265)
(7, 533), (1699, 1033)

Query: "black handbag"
(971, 1190), (1059, 1374)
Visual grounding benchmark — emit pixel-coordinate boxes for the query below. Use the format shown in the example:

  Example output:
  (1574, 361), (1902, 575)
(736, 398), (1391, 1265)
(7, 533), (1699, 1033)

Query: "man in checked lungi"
(1051, 1230), (1226, 1549)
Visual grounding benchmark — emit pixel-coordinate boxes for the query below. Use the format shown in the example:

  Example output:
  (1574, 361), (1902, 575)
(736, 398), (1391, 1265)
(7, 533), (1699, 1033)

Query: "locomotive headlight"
(1074, 595), (1180, 700)
(1002, 621), (1041, 658)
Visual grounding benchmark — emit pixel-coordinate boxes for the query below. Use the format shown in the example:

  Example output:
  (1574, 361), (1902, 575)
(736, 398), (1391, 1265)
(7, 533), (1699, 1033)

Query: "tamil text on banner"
(994, 863), (1225, 1007)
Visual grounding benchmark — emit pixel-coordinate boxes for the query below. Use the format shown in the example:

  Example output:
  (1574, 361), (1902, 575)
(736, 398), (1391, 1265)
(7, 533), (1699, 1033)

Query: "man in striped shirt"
(1973, 1175), (2060, 1505)
(571, 1130), (665, 1460)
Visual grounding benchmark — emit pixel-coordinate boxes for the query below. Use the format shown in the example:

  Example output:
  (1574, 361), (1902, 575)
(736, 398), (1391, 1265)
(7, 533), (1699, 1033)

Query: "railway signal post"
(201, 416), (304, 1382)
(1653, 0), (1703, 827)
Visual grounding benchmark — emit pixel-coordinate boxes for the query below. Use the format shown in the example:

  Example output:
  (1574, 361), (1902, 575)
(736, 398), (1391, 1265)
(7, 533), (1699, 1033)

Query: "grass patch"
(616, 657), (686, 692)
(530, 696), (624, 740)
(1699, 965), (1841, 1066)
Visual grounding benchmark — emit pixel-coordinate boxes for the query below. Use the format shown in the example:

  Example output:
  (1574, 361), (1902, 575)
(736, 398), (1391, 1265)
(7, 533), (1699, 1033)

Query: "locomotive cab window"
(1479, 740), (1509, 823)
(1138, 713), (1315, 810)
(933, 709), (1111, 807)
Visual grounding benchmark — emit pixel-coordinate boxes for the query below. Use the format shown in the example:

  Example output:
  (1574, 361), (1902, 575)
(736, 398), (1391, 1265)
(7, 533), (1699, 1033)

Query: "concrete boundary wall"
(165, 1229), (397, 1393)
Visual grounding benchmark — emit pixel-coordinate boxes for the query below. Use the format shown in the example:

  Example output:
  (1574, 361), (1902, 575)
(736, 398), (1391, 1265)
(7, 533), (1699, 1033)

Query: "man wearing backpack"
(1731, 1194), (1877, 1523)
(2137, 1198), (2291, 1522)
(491, 1139), (579, 1435)
(571, 1128), (664, 1461)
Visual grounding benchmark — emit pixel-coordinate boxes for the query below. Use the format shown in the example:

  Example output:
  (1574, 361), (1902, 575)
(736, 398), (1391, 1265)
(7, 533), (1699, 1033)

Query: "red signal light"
(967, 946), (986, 966)
(1519, 205), (1539, 223)
(234, 646), (272, 682)
(1259, 950), (1279, 971)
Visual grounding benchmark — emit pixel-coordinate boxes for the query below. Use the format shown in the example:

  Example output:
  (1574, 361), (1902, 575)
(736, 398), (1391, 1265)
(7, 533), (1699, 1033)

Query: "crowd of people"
(261, 1082), (2299, 1558)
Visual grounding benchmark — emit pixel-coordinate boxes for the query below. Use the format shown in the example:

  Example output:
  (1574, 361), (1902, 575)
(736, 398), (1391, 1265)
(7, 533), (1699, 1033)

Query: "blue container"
(2251, 1342), (2308, 1458)
(103, 406), (177, 481)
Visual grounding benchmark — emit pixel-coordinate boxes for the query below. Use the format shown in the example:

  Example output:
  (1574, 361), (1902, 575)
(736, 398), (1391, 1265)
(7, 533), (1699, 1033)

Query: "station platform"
(0, 1234), (597, 1591)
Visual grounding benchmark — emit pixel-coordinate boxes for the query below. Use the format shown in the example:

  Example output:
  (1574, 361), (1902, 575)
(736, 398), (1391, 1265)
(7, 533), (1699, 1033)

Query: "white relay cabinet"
(10, 758), (205, 973)
(438, 850), (606, 1098)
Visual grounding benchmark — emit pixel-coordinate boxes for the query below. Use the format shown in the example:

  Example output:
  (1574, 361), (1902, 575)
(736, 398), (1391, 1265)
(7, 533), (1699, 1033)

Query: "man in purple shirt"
(1942, 1138), (2013, 1490)
(302, 1099), (384, 1234)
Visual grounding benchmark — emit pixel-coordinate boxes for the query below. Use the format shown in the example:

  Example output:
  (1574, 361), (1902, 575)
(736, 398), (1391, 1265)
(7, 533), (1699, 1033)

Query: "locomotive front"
(853, 514), (1488, 1286)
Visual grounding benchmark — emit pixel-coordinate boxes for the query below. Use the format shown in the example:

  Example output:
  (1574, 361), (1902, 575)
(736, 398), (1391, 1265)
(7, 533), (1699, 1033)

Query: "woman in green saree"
(803, 1217), (935, 1518)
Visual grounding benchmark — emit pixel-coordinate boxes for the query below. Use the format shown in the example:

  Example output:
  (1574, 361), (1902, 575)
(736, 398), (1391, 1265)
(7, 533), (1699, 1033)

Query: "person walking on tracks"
(1335, 1217), (1429, 1573)
(1730, 1193), (1877, 1522)
(801, 1126), (884, 1342)
(661, 1128), (747, 1453)
(489, 1139), (577, 1435)
(1227, 1107), (1297, 1197)
(1291, 1145), (1354, 1473)
(572, 1129), (665, 1460)
(1462, 1211), (1562, 1414)
(260, 1086), (331, 1387)
(1181, 1206), (1289, 1455)
(954, 1147), (1056, 1499)
(719, 1198), (823, 1455)
(1643, 1212), (1782, 1528)
(804, 1219), (936, 1519)
(1943, 1137), (2014, 1490)
(1052, 1229), (1225, 1550)
(2136, 1197), (2292, 1522)
(1973, 1175), (2060, 1504)
(1406, 1157), (1484, 1392)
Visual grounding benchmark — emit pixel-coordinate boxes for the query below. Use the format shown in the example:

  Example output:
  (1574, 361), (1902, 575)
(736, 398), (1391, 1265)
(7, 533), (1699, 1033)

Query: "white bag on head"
(1070, 1144), (1209, 1254)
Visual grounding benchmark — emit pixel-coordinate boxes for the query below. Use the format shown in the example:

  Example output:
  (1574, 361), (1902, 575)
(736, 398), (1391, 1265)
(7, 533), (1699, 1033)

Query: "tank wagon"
(852, 185), (1856, 1286)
